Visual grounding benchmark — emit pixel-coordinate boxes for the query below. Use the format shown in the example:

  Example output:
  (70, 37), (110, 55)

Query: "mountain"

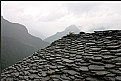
(44, 25), (80, 43)
(1, 16), (49, 70)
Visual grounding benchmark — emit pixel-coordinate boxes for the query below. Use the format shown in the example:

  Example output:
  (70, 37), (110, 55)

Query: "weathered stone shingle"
(1, 30), (121, 81)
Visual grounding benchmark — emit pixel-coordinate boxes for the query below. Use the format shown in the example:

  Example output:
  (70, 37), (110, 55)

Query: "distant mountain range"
(1, 16), (49, 70)
(44, 25), (80, 43)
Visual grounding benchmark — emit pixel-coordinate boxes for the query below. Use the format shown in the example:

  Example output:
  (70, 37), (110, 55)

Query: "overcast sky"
(1, 1), (121, 39)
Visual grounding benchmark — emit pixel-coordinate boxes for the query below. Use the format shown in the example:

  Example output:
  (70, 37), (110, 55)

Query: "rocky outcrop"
(1, 30), (121, 81)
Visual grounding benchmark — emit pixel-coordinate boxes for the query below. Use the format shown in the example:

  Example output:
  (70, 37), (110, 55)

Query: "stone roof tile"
(1, 30), (121, 81)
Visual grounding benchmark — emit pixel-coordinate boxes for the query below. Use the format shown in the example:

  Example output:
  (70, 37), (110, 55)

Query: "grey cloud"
(81, 20), (121, 33)
(63, 3), (101, 15)
(38, 12), (67, 22)
(1, 1), (121, 37)
(63, 2), (121, 19)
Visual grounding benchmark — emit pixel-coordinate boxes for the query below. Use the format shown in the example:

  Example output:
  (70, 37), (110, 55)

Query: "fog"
(1, 1), (121, 39)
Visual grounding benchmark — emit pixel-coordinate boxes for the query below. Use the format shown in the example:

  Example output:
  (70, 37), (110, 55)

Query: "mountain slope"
(1, 36), (36, 70)
(1, 16), (49, 49)
(1, 16), (49, 70)
(44, 25), (80, 43)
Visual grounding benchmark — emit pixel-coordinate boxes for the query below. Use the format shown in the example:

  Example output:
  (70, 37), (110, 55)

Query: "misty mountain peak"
(65, 25), (79, 31)
(64, 25), (80, 34)
(44, 25), (80, 43)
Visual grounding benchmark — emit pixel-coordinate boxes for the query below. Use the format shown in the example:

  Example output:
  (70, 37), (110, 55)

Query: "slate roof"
(1, 30), (121, 81)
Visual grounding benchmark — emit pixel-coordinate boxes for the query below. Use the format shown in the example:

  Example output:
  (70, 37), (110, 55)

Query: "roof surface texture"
(1, 30), (121, 81)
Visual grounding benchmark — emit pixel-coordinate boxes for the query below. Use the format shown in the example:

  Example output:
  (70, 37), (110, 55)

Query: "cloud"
(38, 5), (68, 22)
(1, 1), (121, 37)
(63, 2), (101, 15)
